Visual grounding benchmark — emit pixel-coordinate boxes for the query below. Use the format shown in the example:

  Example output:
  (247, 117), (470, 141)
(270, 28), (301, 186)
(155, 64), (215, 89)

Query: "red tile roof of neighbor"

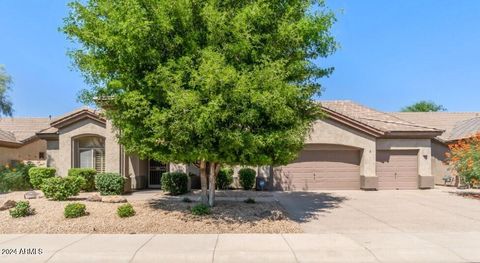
(0, 117), (51, 143)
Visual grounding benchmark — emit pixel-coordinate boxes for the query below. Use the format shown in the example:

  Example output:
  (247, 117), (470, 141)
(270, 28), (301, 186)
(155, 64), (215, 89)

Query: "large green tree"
(63, 0), (336, 205)
(401, 100), (446, 112)
(0, 65), (13, 116)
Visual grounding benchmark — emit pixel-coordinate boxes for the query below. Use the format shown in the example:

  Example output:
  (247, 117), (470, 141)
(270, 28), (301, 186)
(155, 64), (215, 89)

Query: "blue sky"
(1, 1), (479, 117)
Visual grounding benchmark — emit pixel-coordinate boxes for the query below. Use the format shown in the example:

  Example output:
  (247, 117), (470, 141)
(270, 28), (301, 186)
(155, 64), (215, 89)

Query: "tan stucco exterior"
(0, 140), (46, 166)
(431, 140), (453, 185)
(376, 138), (434, 188)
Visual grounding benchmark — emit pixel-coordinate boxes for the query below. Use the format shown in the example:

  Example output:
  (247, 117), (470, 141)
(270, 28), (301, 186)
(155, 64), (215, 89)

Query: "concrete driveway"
(275, 188), (480, 262)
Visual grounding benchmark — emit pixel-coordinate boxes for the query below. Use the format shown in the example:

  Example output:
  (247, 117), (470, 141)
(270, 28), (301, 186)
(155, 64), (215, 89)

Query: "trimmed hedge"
(161, 172), (188, 195)
(216, 167), (233, 190)
(95, 173), (125, 196)
(64, 203), (87, 218)
(41, 176), (86, 201)
(29, 167), (56, 189)
(239, 168), (256, 190)
(68, 168), (96, 192)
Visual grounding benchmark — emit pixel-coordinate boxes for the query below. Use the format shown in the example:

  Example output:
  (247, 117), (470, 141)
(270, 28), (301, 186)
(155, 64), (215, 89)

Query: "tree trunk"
(208, 163), (221, 207)
(199, 160), (208, 205)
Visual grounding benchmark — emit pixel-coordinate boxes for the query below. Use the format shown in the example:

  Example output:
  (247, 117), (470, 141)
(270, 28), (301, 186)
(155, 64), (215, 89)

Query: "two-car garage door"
(276, 148), (361, 191)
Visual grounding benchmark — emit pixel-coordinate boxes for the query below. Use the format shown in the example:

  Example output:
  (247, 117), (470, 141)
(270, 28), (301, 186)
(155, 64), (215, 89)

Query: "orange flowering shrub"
(447, 133), (480, 187)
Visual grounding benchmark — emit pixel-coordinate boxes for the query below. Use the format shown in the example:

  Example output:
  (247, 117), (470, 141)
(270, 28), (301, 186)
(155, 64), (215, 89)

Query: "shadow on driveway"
(275, 191), (348, 223)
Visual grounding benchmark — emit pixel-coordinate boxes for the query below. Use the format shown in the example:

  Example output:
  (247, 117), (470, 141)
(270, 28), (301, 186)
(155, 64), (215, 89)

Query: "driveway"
(275, 188), (480, 262)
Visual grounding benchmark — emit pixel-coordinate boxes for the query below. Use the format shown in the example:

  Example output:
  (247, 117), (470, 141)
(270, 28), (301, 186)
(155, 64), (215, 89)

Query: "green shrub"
(64, 203), (87, 218)
(244, 197), (256, 204)
(191, 204), (211, 216)
(95, 173), (125, 195)
(68, 168), (96, 192)
(216, 167), (234, 190)
(0, 163), (34, 192)
(9, 201), (35, 218)
(238, 168), (256, 190)
(29, 167), (56, 189)
(117, 203), (135, 218)
(161, 172), (188, 195)
(41, 176), (86, 201)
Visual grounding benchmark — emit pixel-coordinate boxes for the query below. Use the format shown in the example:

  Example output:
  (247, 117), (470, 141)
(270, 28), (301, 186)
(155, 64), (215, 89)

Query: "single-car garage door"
(276, 149), (361, 190)
(376, 150), (418, 190)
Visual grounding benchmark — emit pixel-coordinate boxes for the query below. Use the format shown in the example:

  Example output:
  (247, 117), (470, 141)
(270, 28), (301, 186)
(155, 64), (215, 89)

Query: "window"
(39, 152), (45, 160)
(74, 136), (105, 173)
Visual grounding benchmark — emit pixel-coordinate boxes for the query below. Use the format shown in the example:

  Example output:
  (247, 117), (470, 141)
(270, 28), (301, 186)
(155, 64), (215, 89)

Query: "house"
(392, 112), (480, 185)
(0, 117), (50, 166)
(1, 100), (478, 191)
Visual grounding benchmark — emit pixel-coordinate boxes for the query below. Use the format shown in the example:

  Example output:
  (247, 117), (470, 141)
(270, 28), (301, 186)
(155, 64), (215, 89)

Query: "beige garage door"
(376, 150), (418, 190)
(276, 149), (361, 190)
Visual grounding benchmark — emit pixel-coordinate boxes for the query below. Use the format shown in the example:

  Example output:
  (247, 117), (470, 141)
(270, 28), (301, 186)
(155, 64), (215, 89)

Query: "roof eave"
(381, 130), (444, 139)
(321, 107), (385, 137)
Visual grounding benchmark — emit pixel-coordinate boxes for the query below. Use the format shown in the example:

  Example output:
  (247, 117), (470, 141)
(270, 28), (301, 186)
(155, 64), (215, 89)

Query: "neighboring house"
(392, 112), (480, 185)
(0, 118), (50, 166)
(3, 100), (478, 191)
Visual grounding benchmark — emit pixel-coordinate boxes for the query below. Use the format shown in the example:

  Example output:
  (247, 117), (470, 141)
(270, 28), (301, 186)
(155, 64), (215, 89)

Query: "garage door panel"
(377, 150), (418, 190)
(277, 149), (361, 190)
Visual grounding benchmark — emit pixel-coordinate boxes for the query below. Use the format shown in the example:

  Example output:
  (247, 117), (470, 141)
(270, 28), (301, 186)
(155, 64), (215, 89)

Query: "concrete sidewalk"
(0, 233), (477, 263)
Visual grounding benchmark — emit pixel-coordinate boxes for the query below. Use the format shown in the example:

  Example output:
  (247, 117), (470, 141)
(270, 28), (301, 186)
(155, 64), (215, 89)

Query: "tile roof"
(0, 129), (17, 143)
(391, 112), (480, 142)
(0, 117), (51, 143)
(320, 100), (442, 133)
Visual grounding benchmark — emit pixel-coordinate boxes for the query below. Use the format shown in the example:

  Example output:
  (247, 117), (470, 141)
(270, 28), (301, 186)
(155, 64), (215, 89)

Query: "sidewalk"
(0, 233), (477, 262)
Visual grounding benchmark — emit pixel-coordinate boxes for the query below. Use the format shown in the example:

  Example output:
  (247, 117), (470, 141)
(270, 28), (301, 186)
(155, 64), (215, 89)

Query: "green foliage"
(161, 172), (188, 195)
(117, 203), (135, 218)
(239, 168), (256, 190)
(9, 201), (35, 218)
(62, 0), (336, 168)
(29, 167), (56, 189)
(64, 203), (87, 218)
(41, 176), (86, 201)
(401, 100), (446, 112)
(0, 163), (34, 192)
(244, 197), (256, 204)
(95, 173), (125, 195)
(191, 204), (211, 216)
(68, 168), (97, 191)
(216, 167), (234, 190)
(448, 135), (480, 188)
(0, 65), (13, 116)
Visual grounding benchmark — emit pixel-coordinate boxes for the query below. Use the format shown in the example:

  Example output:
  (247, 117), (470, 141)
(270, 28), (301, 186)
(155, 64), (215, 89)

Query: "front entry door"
(148, 160), (168, 188)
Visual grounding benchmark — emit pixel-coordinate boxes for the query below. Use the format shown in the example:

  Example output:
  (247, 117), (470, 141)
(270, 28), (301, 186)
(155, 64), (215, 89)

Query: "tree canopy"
(63, 0), (337, 205)
(0, 65), (13, 117)
(401, 100), (446, 112)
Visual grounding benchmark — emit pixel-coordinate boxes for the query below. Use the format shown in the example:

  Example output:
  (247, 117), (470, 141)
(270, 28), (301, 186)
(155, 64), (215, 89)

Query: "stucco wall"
(306, 119), (377, 178)
(56, 119), (108, 176)
(0, 139), (47, 166)
(431, 140), (452, 185)
(376, 138), (433, 188)
(46, 140), (59, 168)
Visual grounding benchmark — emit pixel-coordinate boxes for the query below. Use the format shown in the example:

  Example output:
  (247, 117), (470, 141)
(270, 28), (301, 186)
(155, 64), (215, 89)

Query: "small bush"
(95, 173), (125, 196)
(244, 197), (256, 204)
(64, 203), (87, 218)
(9, 201), (35, 218)
(68, 168), (96, 192)
(216, 167), (234, 190)
(182, 197), (192, 203)
(191, 204), (210, 216)
(29, 167), (56, 189)
(41, 176), (86, 201)
(117, 203), (135, 218)
(0, 163), (34, 192)
(161, 172), (188, 195)
(239, 168), (256, 190)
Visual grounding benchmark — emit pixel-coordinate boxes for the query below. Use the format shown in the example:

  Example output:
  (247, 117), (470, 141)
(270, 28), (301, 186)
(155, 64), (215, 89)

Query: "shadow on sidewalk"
(275, 191), (348, 223)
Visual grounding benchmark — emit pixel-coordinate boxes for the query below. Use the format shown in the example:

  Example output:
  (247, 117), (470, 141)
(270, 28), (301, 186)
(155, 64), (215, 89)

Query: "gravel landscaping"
(0, 191), (301, 234)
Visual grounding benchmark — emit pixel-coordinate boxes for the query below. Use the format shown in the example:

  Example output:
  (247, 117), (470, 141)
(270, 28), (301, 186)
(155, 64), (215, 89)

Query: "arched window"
(73, 136), (105, 173)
